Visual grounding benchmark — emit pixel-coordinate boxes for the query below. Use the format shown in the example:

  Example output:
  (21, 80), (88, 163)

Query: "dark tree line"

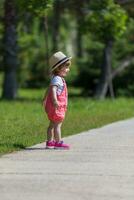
(1, 0), (134, 99)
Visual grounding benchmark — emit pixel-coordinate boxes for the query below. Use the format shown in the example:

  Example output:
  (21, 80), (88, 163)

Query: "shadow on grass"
(0, 143), (25, 150)
(0, 143), (70, 153)
(0, 143), (47, 155)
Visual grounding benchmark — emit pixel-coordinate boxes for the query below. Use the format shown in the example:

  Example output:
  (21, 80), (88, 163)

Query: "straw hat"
(49, 51), (72, 72)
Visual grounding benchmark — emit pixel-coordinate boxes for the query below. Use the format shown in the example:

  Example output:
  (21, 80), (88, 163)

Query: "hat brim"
(51, 57), (72, 72)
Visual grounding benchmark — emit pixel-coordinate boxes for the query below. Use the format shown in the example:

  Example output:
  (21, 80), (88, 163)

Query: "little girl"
(43, 51), (72, 150)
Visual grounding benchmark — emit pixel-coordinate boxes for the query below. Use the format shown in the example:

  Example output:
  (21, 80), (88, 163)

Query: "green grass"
(0, 88), (134, 155)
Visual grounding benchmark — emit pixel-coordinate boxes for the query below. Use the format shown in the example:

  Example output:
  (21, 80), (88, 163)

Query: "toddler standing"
(43, 51), (72, 149)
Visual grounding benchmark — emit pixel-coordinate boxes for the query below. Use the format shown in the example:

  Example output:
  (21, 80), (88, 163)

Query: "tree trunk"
(44, 15), (49, 67)
(112, 57), (134, 79)
(2, 0), (18, 100)
(76, 15), (83, 58)
(95, 40), (114, 99)
(52, 0), (61, 52)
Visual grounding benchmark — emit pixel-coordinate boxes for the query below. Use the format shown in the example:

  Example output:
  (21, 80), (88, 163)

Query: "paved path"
(1, 118), (134, 200)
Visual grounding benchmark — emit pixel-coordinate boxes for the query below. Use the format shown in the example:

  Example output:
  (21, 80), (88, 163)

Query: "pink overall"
(44, 79), (68, 122)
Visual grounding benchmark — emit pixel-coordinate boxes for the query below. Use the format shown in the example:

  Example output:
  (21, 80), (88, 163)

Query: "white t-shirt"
(51, 76), (64, 95)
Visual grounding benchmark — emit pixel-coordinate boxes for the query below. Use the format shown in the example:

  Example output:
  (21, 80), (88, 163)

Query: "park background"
(0, 0), (134, 154)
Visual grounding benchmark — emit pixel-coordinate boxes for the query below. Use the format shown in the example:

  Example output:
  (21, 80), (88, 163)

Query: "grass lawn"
(0, 88), (134, 155)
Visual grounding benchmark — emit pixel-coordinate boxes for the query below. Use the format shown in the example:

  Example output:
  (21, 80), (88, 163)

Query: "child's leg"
(47, 121), (54, 141)
(53, 121), (70, 150)
(53, 121), (62, 142)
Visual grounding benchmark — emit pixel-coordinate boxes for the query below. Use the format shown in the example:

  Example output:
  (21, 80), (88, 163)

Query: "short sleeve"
(51, 76), (63, 87)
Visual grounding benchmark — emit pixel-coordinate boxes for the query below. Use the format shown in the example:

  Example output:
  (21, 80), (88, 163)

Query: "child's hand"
(53, 99), (59, 108)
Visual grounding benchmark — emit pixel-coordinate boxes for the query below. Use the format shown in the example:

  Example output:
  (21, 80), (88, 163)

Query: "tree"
(2, 0), (18, 99)
(1, 0), (53, 99)
(66, 0), (89, 57)
(17, 0), (53, 67)
(51, 0), (62, 52)
(85, 0), (127, 99)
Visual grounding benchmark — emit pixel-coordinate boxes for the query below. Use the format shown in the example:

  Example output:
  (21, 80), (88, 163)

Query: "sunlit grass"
(0, 88), (134, 155)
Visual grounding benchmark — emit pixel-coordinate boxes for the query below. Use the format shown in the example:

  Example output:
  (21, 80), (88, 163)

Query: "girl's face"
(58, 62), (71, 77)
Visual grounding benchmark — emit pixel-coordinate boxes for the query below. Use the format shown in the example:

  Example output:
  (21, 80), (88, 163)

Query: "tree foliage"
(85, 0), (128, 42)
(0, 0), (134, 98)
(16, 0), (53, 16)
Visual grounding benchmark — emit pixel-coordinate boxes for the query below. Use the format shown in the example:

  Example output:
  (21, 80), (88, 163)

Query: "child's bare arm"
(51, 85), (59, 108)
